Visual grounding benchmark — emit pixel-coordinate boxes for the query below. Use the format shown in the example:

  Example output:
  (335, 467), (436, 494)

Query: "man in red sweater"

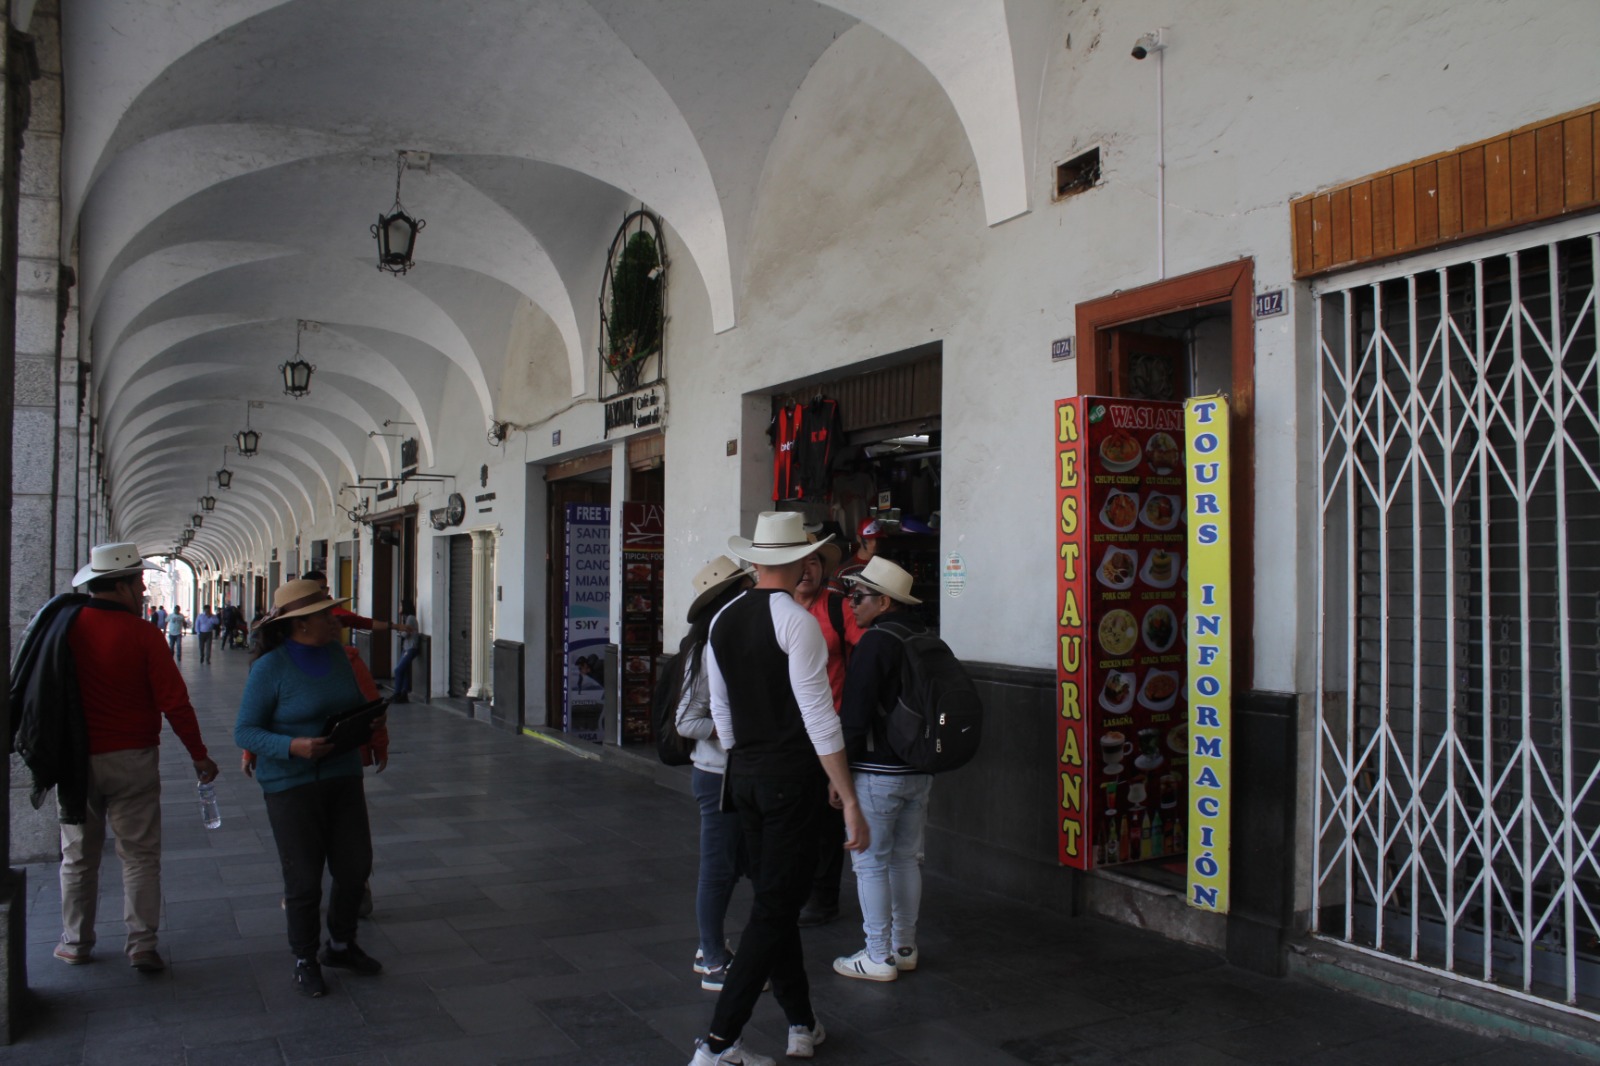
(57, 543), (220, 973)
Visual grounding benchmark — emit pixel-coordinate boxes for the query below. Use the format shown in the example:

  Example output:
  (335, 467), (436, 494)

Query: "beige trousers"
(59, 746), (163, 957)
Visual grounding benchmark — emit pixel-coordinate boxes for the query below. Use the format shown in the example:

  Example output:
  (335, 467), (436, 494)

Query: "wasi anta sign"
(1184, 396), (1231, 912)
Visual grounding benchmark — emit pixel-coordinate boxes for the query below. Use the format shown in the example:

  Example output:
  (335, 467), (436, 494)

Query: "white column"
(468, 528), (496, 699)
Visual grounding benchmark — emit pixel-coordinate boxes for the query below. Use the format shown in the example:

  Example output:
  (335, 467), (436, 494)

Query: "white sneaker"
(689, 1040), (776, 1066)
(894, 945), (919, 971)
(786, 1020), (825, 1058)
(832, 948), (898, 982)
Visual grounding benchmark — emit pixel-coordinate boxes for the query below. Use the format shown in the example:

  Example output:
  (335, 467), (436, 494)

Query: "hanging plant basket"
(599, 210), (667, 395)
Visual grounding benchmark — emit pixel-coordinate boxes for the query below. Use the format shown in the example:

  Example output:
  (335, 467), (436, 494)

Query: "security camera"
(1132, 29), (1165, 60)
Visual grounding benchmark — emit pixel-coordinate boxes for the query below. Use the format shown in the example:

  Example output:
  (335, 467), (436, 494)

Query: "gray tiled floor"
(10, 642), (1593, 1064)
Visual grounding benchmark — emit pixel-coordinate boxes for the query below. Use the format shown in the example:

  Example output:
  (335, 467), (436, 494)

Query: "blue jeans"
(393, 646), (419, 696)
(692, 768), (742, 969)
(849, 772), (932, 961)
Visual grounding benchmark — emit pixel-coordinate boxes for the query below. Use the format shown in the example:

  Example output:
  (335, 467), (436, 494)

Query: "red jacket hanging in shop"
(772, 397), (843, 502)
(773, 401), (801, 502)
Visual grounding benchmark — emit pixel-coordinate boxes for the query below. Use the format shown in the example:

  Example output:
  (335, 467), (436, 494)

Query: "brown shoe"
(130, 951), (166, 973)
(53, 943), (91, 965)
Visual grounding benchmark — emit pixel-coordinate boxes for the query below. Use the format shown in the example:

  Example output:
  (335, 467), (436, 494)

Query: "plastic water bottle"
(197, 781), (221, 829)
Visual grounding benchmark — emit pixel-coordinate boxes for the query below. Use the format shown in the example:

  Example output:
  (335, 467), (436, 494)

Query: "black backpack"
(875, 622), (982, 773)
(652, 654), (694, 766)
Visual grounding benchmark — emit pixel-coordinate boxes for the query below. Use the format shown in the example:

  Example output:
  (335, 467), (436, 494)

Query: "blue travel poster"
(564, 503), (611, 740)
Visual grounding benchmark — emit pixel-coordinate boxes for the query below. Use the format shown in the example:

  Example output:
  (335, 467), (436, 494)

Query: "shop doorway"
(1076, 259), (1256, 690)
(447, 534), (473, 697)
(764, 345), (944, 626)
(1071, 260), (1257, 888)
(545, 463), (611, 728)
(368, 511), (416, 679)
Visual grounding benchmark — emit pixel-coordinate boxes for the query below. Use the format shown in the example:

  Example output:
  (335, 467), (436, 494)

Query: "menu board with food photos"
(1056, 397), (1187, 869)
(619, 502), (665, 746)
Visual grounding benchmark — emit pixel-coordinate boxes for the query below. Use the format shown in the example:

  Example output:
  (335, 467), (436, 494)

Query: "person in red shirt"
(57, 543), (220, 972)
(793, 534), (864, 927)
(298, 570), (414, 641)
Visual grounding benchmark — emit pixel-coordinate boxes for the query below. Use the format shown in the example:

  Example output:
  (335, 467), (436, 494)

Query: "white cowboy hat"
(256, 577), (350, 627)
(687, 555), (755, 622)
(844, 556), (922, 605)
(71, 542), (164, 587)
(727, 511), (833, 566)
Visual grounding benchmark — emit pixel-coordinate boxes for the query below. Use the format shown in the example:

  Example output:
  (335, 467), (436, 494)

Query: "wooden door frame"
(1075, 258), (1256, 691)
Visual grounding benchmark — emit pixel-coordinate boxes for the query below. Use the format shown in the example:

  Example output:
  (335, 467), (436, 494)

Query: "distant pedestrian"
(390, 599), (420, 702)
(165, 607), (187, 659)
(195, 604), (220, 663)
(11, 542), (219, 972)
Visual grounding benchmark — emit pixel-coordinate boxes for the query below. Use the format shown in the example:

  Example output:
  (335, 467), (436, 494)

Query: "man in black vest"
(688, 512), (869, 1066)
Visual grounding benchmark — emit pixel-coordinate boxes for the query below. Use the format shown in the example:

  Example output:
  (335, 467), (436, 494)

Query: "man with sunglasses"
(832, 557), (933, 983)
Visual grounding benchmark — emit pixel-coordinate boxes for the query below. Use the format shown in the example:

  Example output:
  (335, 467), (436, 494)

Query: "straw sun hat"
(257, 578), (350, 627)
(686, 555), (755, 622)
(844, 556), (921, 605)
(727, 511), (832, 566)
(71, 542), (164, 587)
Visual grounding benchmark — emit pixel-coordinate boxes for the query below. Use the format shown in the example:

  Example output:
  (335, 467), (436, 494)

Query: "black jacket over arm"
(9, 593), (90, 823)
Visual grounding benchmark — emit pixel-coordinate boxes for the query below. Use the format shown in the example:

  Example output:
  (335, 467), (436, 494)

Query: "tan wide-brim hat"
(687, 555), (755, 622)
(257, 577), (350, 626)
(806, 532), (843, 571)
(845, 556), (921, 605)
(71, 542), (164, 587)
(728, 511), (832, 566)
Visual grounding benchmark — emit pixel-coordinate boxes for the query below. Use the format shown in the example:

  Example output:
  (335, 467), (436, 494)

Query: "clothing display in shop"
(771, 396), (843, 502)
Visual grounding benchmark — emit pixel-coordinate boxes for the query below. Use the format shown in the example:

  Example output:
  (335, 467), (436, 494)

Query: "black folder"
(320, 698), (388, 758)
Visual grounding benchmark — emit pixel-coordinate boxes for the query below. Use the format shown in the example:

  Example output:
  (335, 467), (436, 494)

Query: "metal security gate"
(1315, 219), (1600, 1016)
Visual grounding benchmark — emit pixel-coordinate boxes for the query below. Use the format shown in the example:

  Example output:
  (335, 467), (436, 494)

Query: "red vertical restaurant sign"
(1056, 399), (1090, 867)
(1058, 397), (1188, 869)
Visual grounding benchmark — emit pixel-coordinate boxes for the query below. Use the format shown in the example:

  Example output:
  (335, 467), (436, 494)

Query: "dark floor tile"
(538, 992), (660, 1048)
(183, 1036), (284, 1066)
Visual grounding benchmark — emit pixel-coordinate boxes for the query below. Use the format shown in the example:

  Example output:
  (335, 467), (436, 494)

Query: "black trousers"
(263, 775), (372, 958)
(710, 773), (823, 1043)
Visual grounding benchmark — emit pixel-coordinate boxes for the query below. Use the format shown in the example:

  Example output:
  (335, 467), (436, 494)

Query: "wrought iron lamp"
(281, 320), (315, 398)
(191, 513), (203, 529)
(235, 405), (260, 457)
(372, 151), (426, 275)
(200, 493), (216, 513)
(216, 447), (234, 488)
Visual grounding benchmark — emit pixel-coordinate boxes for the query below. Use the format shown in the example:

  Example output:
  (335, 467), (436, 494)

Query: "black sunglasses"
(847, 590), (875, 605)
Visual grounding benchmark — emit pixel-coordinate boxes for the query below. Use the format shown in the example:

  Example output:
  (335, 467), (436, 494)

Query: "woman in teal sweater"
(236, 578), (384, 998)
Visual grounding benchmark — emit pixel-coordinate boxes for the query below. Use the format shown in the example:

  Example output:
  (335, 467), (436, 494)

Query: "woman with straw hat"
(674, 556), (756, 992)
(235, 578), (386, 999)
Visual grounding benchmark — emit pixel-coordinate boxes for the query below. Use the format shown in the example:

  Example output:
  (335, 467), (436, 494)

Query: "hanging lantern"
(281, 320), (316, 398)
(216, 467), (233, 488)
(191, 514), (203, 528)
(235, 404), (259, 457)
(372, 151), (426, 275)
(200, 494), (216, 513)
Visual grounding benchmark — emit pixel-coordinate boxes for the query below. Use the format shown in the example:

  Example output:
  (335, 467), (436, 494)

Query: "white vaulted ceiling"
(63, 0), (1043, 571)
